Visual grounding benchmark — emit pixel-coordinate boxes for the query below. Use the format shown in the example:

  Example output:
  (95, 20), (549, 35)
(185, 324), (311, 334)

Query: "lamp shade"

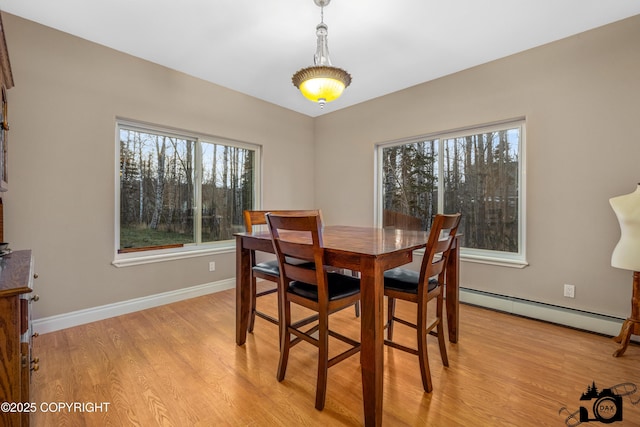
(292, 65), (351, 104)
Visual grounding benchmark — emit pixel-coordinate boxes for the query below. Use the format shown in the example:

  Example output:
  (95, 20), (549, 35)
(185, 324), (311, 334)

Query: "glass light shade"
(292, 65), (351, 104)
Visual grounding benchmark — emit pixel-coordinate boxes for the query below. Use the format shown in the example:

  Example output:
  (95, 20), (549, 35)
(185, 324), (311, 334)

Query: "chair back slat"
(429, 256), (447, 279)
(278, 240), (315, 261)
(244, 209), (322, 233)
(433, 237), (453, 253)
(283, 263), (318, 285)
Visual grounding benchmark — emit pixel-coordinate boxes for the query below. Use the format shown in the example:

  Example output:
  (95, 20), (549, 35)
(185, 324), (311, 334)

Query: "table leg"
(445, 237), (460, 343)
(359, 258), (384, 427)
(236, 236), (251, 345)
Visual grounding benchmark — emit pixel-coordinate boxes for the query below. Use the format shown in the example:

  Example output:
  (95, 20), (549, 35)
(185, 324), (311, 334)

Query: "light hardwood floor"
(31, 284), (640, 426)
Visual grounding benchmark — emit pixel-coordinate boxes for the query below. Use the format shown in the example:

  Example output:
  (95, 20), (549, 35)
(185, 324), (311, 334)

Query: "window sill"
(413, 247), (528, 269)
(112, 243), (235, 268)
(460, 253), (528, 268)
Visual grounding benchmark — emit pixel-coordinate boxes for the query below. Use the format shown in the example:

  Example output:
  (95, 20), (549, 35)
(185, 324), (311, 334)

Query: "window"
(376, 119), (526, 266)
(115, 120), (260, 265)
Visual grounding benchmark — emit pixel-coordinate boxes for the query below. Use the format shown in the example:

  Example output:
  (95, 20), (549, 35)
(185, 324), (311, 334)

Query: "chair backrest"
(419, 213), (462, 291)
(244, 209), (322, 233)
(265, 213), (327, 295)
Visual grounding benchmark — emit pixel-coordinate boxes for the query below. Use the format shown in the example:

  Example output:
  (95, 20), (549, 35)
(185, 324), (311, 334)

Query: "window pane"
(442, 128), (520, 253)
(119, 129), (196, 251)
(381, 140), (438, 230)
(201, 142), (255, 242)
(379, 122), (523, 259)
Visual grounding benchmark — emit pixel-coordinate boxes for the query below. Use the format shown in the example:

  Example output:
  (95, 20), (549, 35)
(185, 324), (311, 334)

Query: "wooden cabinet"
(0, 250), (37, 427)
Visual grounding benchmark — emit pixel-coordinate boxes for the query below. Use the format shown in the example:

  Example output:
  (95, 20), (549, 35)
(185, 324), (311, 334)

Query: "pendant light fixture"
(292, 0), (351, 109)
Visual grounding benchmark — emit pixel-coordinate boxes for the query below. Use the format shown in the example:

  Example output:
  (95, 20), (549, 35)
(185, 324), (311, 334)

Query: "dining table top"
(235, 224), (431, 256)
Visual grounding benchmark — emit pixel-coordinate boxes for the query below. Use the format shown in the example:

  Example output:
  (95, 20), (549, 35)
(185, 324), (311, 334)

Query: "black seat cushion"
(252, 260), (280, 277)
(288, 272), (360, 302)
(252, 258), (315, 277)
(383, 268), (438, 295)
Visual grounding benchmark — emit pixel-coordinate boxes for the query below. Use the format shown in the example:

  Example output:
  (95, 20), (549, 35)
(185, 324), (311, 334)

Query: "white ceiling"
(1, 0), (639, 117)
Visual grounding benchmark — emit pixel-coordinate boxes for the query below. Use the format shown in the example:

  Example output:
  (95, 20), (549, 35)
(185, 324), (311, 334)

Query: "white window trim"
(374, 118), (527, 268)
(113, 118), (261, 267)
(112, 242), (236, 268)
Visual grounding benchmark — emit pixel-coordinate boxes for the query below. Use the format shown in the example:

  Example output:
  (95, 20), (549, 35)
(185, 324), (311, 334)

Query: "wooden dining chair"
(384, 213), (461, 393)
(266, 213), (361, 410)
(244, 210), (321, 332)
(244, 209), (359, 332)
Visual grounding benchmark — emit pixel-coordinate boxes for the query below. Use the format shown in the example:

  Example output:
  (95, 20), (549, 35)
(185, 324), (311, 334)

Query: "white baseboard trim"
(32, 281), (629, 340)
(32, 278), (235, 334)
(460, 287), (628, 338)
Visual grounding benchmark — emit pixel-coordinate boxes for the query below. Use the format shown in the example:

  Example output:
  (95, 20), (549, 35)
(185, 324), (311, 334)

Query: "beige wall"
(315, 15), (640, 319)
(3, 11), (639, 322)
(2, 13), (315, 319)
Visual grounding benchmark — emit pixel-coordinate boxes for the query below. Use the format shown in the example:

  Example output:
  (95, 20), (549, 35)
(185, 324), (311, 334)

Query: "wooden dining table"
(235, 225), (461, 427)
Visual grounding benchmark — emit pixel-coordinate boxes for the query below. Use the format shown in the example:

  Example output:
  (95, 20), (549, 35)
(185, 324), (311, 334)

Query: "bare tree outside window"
(119, 126), (256, 252)
(380, 123), (522, 257)
(201, 142), (254, 242)
(382, 140), (438, 231)
(442, 129), (519, 253)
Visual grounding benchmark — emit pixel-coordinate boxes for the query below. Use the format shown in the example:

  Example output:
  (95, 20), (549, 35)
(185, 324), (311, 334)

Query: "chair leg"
(277, 299), (292, 382)
(436, 293), (449, 367)
(387, 297), (396, 340)
(351, 270), (360, 318)
(417, 300), (433, 393)
(248, 275), (257, 333)
(315, 312), (329, 410)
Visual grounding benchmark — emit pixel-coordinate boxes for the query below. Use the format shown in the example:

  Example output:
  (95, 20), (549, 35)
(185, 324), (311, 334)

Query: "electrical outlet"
(209, 261), (216, 272)
(563, 284), (575, 298)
